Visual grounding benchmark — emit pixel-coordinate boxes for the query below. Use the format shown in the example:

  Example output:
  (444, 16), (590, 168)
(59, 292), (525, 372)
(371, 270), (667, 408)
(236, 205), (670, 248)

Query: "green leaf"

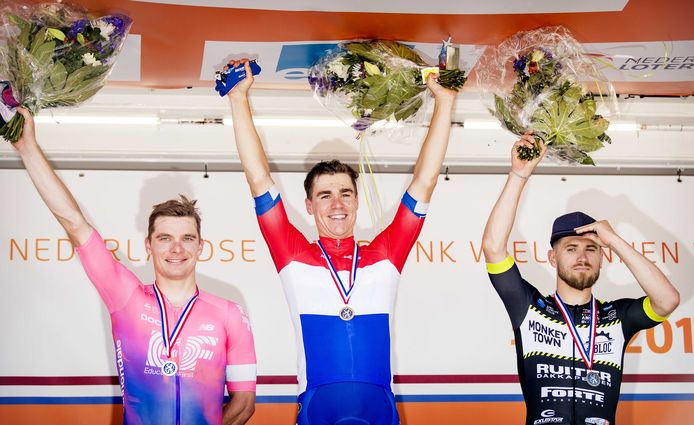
(575, 136), (604, 153)
(387, 72), (422, 108)
(393, 97), (423, 121)
(370, 103), (397, 121)
(379, 40), (427, 66)
(493, 95), (524, 134)
(32, 40), (56, 67)
(64, 65), (99, 91)
(29, 27), (47, 55)
(581, 156), (596, 166)
(46, 28), (66, 41)
(46, 60), (68, 91)
(8, 14), (31, 49)
(345, 43), (382, 64)
(363, 61), (381, 76)
(361, 75), (390, 109)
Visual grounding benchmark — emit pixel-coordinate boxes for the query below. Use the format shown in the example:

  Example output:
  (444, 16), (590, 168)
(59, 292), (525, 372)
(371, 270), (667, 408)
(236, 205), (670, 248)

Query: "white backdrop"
(0, 169), (692, 398)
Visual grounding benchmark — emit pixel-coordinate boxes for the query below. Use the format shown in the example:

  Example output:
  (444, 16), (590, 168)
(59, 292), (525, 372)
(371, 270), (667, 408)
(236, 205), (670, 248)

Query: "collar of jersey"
(317, 235), (355, 254)
(550, 293), (594, 309)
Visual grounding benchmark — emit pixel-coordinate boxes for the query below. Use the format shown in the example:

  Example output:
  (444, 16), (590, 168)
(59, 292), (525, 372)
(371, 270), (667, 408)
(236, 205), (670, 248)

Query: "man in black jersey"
(481, 134), (680, 425)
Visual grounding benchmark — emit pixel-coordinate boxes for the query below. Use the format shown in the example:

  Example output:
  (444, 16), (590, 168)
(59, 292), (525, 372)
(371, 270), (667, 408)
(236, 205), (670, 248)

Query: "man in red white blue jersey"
(481, 134), (680, 425)
(227, 59), (458, 424)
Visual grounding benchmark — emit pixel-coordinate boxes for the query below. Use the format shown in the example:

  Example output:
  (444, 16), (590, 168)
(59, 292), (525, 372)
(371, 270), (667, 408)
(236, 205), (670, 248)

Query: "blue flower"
(540, 48), (553, 60)
(67, 19), (88, 40)
(99, 14), (132, 38)
(351, 116), (373, 131)
(513, 56), (527, 73)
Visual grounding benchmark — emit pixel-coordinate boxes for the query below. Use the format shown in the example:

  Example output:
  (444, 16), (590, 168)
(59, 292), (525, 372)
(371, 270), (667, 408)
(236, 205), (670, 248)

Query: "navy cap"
(550, 211), (596, 246)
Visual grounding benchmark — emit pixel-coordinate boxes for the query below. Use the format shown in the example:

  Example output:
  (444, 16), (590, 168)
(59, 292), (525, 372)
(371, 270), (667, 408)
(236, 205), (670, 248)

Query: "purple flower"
(513, 56), (527, 73)
(67, 19), (88, 39)
(100, 14), (132, 38)
(540, 48), (553, 60)
(351, 116), (373, 131)
(1, 84), (20, 108)
(308, 74), (331, 96)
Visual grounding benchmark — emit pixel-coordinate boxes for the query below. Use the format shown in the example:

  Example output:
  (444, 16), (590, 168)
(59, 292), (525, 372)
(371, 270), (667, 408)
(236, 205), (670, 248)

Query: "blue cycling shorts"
(296, 382), (399, 425)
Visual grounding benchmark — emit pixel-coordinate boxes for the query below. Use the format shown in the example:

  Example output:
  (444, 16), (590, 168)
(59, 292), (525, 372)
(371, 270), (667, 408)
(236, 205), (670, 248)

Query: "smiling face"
(549, 236), (603, 291)
(305, 172), (358, 239)
(145, 216), (203, 283)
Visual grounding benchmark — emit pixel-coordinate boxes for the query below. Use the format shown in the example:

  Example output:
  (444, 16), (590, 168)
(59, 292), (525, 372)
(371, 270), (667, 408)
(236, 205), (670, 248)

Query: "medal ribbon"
(554, 293), (597, 369)
(317, 240), (359, 305)
(153, 283), (199, 358)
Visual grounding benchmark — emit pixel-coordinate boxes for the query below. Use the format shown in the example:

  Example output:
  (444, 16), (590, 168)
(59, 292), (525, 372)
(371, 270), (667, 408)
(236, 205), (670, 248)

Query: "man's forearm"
(229, 95), (273, 196)
(408, 97), (454, 202)
(18, 142), (91, 245)
(222, 392), (255, 425)
(482, 172), (527, 263)
(610, 236), (680, 316)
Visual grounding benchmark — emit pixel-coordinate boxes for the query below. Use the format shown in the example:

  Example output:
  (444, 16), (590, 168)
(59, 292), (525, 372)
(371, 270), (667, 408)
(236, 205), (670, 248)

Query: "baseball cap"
(550, 211), (596, 246)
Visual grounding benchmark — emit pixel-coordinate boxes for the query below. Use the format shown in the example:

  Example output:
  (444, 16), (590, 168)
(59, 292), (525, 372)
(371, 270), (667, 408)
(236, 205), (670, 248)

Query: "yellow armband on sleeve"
(643, 296), (669, 322)
(486, 255), (515, 275)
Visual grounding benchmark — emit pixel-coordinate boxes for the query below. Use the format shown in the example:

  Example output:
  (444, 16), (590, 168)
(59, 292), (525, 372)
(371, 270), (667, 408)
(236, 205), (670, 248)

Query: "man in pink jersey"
(12, 108), (257, 425)
(226, 59), (457, 424)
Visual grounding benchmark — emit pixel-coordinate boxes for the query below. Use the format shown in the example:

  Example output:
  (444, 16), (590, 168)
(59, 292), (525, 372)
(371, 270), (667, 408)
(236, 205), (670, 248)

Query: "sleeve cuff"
(643, 296), (669, 322)
(402, 191), (428, 218)
(254, 185), (281, 216)
(486, 255), (515, 275)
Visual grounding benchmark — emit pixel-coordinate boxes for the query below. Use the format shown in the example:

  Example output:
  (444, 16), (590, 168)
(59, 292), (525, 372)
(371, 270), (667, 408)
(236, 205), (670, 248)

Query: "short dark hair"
(303, 160), (359, 198)
(147, 195), (201, 239)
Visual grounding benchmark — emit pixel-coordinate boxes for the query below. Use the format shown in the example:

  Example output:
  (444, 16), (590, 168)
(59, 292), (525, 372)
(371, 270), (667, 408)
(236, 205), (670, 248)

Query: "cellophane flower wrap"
(308, 40), (466, 132)
(0, 2), (132, 142)
(475, 26), (617, 165)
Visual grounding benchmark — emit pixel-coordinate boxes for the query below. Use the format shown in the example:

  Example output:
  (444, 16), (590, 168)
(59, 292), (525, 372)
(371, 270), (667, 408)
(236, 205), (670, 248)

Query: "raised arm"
(406, 75), (457, 202)
(226, 60), (274, 197)
(575, 221), (680, 317)
(12, 108), (93, 246)
(482, 134), (546, 264)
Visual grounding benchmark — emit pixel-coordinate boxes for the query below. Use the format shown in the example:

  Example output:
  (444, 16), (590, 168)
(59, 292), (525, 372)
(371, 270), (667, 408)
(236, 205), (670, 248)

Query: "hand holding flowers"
(0, 2), (132, 143)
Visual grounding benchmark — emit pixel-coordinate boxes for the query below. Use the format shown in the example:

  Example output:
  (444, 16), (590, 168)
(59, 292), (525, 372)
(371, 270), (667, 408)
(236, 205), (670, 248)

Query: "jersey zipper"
(571, 305), (577, 425)
(175, 364), (181, 425)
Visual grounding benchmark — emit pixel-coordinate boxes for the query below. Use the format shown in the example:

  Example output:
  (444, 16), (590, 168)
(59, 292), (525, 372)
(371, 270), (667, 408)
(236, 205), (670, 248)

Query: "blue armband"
(254, 185), (281, 216)
(402, 191), (428, 218)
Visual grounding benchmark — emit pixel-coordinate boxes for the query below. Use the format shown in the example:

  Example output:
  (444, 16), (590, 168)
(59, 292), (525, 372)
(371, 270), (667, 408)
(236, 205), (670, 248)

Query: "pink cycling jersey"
(77, 230), (256, 425)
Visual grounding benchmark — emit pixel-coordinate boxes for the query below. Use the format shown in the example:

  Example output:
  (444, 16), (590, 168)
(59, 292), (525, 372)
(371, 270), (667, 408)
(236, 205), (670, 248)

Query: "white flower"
(351, 63), (362, 79)
(93, 20), (116, 41)
(82, 52), (101, 67)
(328, 59), (350, 80)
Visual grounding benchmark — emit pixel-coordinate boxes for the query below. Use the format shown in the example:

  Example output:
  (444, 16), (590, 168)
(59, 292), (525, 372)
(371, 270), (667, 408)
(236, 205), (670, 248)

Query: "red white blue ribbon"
(153, 283), (199, 358)
(554, 293), (597, 369)
(317, 240), (359, 304)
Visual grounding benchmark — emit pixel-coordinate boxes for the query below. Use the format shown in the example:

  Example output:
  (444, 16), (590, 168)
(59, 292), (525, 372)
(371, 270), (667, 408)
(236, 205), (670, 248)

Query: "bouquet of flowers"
(0, 2), (132, 143)
(475, 26), (617, 165)
(308, 40), (466, 132)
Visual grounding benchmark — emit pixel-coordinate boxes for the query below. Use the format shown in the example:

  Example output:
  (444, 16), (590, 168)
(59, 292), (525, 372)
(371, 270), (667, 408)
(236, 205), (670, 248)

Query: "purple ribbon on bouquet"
(0, 82), (20, 127)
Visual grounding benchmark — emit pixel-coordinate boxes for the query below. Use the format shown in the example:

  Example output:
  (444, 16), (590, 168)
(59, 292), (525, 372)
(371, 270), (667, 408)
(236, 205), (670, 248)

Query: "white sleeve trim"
(226, 364), (257, 382)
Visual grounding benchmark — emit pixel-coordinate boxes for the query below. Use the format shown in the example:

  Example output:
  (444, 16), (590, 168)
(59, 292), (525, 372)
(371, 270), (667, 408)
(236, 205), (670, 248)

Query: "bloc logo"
(594, 330), (615, 355)
(145, 331), (219, 371)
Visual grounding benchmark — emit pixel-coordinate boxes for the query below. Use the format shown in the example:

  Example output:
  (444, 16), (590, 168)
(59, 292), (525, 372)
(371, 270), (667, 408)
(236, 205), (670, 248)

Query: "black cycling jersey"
(487, 256), (666, 425)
